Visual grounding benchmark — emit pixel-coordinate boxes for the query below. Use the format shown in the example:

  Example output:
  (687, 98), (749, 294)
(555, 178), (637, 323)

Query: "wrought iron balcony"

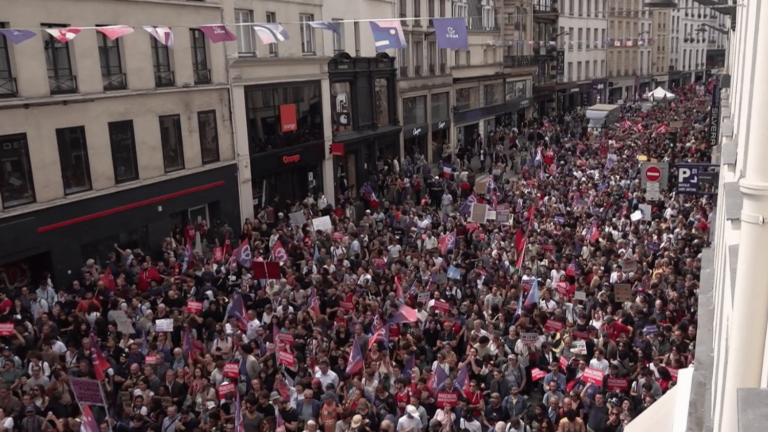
(155, 70), (175, 88)
(503, 55), (534, 68)
(48, 75), (78, 94)
(0, 77), (16, 98)
(194, 69), (211, 85)
(102, 73), (127, 91)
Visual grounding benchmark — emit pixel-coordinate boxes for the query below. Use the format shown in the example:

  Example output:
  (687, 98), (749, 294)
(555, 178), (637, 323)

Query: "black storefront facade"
(639, 76), (654, 95)
(505, 97), (532, 130)
(431, 119), (451, 164)
(250, 145), (325, 207)
(454, 102), (507, 148)
(669, 70), (683, 89)
(0, 165), (240, 286)
(329, 53), (400, 195)
(590, 79), (607, 105)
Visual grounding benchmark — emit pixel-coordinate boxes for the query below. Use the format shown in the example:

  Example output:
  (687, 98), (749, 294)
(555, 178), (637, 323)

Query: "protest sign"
(433, 300), (450, 313)
(218, 382), (236, 398)
(213, 247), (224, 262)
(447, 266), (461, 279)
(496, 209), (511, 223)
(71, 378), (106, 405)
(630, 211), (643, 222)
(559, 356), (569, 371)
(466, 222), (479, 231)
(145, 354), (160, 365)
(583, 367), (605, 386)
(555, 281), (569, 297)
(606, 378), (629, 391)
(572, 340), (587, 355)
(575, 290), (587, 301)
(223, 363), (239, 378)
(572, 330), (590, 340)
(544, 320), (564, 333)
(436, 391), (459, 407)
(531, 368), (547, 381)
(474, 180), (488, 195)
(186, 301), (203, 315)
(0, 324), (13, 337)
(521, 333), (538, 344)
(643, 325), (659, 335)
(339, 301), (354, 313)
(470, 203), (488, 224)
(278, 350), (296, 368)
(155, 319), (174, 332)
(432, 273), (448, 285)
(159, 396), (173, 407)
(278, 333), (295, 346)
(311, 216), (332, 233)
(639, 203), (652, 221)
(621, 258), (638, 273)
(614, 284), (633, 303)
(289, 211), (307, 226)
(486, 210), (497, 220)
(417, 291), (431, 303)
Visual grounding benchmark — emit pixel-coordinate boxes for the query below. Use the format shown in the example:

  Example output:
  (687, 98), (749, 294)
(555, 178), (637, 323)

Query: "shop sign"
(519, 99), (530, 108)
(412, 127), (422, 136)
(438, 121), (446, 129)
(330, 142), (345, 156)
(282, 155), (301, 164)
(279, 104), (297, 132)
(556, 50), (565, 76)
(570, 87), (580, 93)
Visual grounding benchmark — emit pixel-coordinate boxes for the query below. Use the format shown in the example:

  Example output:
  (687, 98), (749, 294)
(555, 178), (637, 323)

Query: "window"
(43, 25), (77, 94)
(586, 28), (591, 49)
(151, 36), (173, 87)
(299, 14), (315, 54)
(400, 0), (407, 17)
(235, 10), (254, 56)
(578, 28), (583, 49)
(374, 78), (390, 127)
(428, 42), (436, 74)
(245, 82), (324, 152)
(429, 0), (435, 25)
(567, 62), (573, 81)
(482, 1), (495, 30)
(455, 87), (479, 110)
(159, 115), (185, 172)
(586, 61), (590, 78)
(55, 126), (92, 195)
(198, 111), (220, 164)
(587, 0), (591, 15)
(579, 0), (583, 15)
(0, 24), (16, 97)
(431, 92), (449, 120)
(403, 96), (427, 126)
(484, 83), (503, 106)
(330, 82), (353, 135)
(414, 0), (422, 21)
(108, 120), (139, 183)
(413, 41), (423, 75)
(0, 133), (34, 208)
(452, 1), (468, 19)
(505, 80), (526, 100)
(190, 30), (210, 84)
(97, 28), (125, 90)
(332, 18), (344, 53)
(577, 61), (582, 80)
(266, 12), (278, 56)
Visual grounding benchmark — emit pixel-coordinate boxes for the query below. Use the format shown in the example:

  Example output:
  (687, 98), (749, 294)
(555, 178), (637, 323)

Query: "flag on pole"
(89, 333), (111, 381)
(454, 364), (470, 393)
(368, 324), (389, 349)
(182, 242), (194, 273)
(346, 337), (364, 375)
(438, 231), (456, 255)
(395, 277), (404, 303)
(100, 267), (116, 291)
(271, 241), (288, 263)
(225, 292), (248, 330)
(515, 238), (527, 268)
(80, 405), (100, 432)
(229, 241), (253, 268)
(403, 354), (415, 380)
(524, 279), (539, 307)
(388, 305), (419, 325)
(459, 194), (477, 215)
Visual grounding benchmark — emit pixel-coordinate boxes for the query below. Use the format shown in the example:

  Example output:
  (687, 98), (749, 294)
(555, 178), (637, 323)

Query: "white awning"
(624, 367), (693, 432)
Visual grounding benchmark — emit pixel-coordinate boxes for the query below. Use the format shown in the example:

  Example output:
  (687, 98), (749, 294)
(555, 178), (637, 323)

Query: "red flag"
(516, 238), (527, 268)
(81, 405), (100, 432)
(514, 229), (525, 253)
(89, 334), (110, 381)
(223, 232), (232, 255)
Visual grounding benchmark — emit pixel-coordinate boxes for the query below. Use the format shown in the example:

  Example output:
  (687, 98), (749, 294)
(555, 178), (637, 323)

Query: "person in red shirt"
(136, 263), (163, 292)
(604, 316), (631, 341)
(0, 292), (11, 315)
(183, 220), (196, 246)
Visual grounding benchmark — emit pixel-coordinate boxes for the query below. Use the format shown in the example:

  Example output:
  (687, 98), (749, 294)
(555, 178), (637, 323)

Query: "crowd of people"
(0, 82), (715, 432)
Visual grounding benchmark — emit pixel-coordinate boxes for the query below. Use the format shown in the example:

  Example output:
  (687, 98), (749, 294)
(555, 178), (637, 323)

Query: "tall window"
(413, 41), (423, 75)
(55, 126), (92, 195)
(484, 83), (503, 106)
(198, 111), (220, 164)
(0, 133), (34, 208)
(98, 28), (125, 90)
(330, 82), (353, 136)
(151, 37), (173, 87)
(0, 24), (15, 97)
(266, 12), (278, 56)
(429, 0), (435, 26)
(431, 93), (450, 120)
(482, 4), (495, 30)
(108, 120), (139, 183)
(578, 28), (583, 49)
(235, 10), (254, 56)
(159, 115), (185, 172)
(428, 42), (436, 75)
(190, 30), (210, 84)
(374, 78), (390, 127)
(299, 14), (315, 54)
(414, 0), (422, 20)
(403, 96), (427, 126)
(452, 1), (468, 19)
(332, 19), (344, 53)
(43, 25), (77, 94)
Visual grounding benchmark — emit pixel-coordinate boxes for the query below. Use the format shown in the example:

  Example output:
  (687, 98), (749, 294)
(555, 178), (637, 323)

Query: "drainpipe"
(719, 2), (768, 432)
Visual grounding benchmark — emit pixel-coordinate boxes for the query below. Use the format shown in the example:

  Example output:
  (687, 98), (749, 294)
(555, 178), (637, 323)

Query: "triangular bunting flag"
(308, 21), (341, 35)
(45, 27), (81, 43)
(252, 23), (290, 44)
(96, 25), (134, 40)
(144, 26), (174, 47)
(369, 20), (406, 51)
(0, 29), (36, 45)
(199, 25), (237, 43)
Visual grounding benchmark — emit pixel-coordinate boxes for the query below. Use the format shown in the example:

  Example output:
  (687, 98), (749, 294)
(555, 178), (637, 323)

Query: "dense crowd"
(0, 82), (715, 432)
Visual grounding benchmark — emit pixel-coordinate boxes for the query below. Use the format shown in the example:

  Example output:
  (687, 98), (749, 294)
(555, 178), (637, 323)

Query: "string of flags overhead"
(487, 38), (657, 47)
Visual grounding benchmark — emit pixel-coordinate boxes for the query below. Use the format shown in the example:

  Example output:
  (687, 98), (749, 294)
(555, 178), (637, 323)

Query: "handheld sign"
(186, 301), (203, 315)
(223, 363), (239, 379)
(531, 368), (547, 381)
(583, 367), (605, 386)
(155, 319), (174, 332)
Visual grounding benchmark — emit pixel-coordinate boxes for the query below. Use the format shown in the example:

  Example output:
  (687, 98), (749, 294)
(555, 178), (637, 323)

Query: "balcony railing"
(503, 55), (534, 68)
(414, 65), (422, 76)
(48, 75), (78, 94)
(399, 66), (409, 77)
(194, 69), (211, 85)
(102, 73), (127, 91)
(155, 70), (175, 88)
(0, 77), (17, 98)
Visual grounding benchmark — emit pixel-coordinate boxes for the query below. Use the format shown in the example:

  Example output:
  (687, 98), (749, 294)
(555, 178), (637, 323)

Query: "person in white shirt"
(388, 241), (402, 258)
(550, 263), (565, 284)
(397, 405), (423, 432)
(588, 348), (610, 373)
(423, 232), (438, 252)
(314, 360), (339, 389)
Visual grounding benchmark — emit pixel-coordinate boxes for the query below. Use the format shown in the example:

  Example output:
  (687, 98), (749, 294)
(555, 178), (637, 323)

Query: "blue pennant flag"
(369, 20), (406, 51)
(432, 18), (468, 50)
(309, 21), (341, 35)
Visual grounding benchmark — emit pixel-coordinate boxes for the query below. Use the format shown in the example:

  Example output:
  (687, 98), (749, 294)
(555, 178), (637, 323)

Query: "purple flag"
(309, 21), (341, 35)
(454, 364), (469, 392)
(0, 29), (36, 45)
(403, 354), (415, 379)
(199, 25), (237, 43)
(143, 26), (174, 47)
(432, 18), (468, 50)
(369, 20), (406, 51)
(388, 305), (419, 325)
(346, 336), (364, 375)
(434, 363), (449, 390)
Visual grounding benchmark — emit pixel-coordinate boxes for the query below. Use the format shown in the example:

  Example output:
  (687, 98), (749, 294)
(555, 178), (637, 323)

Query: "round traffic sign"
(645, 166), (661, 182)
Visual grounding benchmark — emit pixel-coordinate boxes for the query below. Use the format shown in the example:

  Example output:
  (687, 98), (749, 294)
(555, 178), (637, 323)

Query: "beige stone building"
(606, 0), (648, 101)
(652, 8), (671, 88)
(0, 0), (239, 282)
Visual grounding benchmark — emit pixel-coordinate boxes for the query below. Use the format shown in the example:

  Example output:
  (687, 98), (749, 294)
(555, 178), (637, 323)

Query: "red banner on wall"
(280, 104), (297, 132)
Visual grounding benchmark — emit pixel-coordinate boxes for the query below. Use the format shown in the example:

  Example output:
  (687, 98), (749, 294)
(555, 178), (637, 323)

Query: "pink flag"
(80, 405), (100, 432)
(143, 26), (174, 47)
(96, 25), (134, 40)
(199, 25), (237, 43)
(45, 27), (81, 43)
(346, 336), (364, 375)
(388, 305), (419, 325)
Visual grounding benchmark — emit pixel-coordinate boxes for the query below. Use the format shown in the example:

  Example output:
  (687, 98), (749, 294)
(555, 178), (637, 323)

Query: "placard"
(639, 203), (652, 221)
(466, 222), (480, 231)
(218, 382), (236, 398)
(278, 333), (295, 346)
(155, 319), (174, 332)
(486, 210), (497, 220)
(339, 301), (354, 313)
(630, 210), (643, 222)
(470, 203), (488, 224)
(574, 291), (587, 301)
(144, 354), (160, 365)
(436, 391), (459, 407)
(278, 350), (296, 368)
(643, 325), (659, 335)
(614, 284), (633, 303)
(373, 258), (387, 271)
(544, 320), (564, 333)
(186, 301), (204, 315)
(559, 356), (569, 371)
(70, 378), (106, 406)
(621, 258), (638, 273)
(223, 363), (239, 378)
(160, 396), (174, 408)
(417, 291), (431, 303)
(311, 216), (333, 233)
(555, 281), (569, 297)
(474, 180), (488, 195)
(433, 300), (450, 313)
(432, 273), (448, 285)
(572, 330), (590, 341)
(447, 266), (461, 280)
(521, 333), (538, 344)
(606, 378), (629, 391)
(111, 311), (135, 335)
(289, 211), (307, 226)
(496, 209), (511, 223)
(213, 247), (224, 262)
(582, 367), (605, 386)
(571, 340), (587, 355)
(531, 368), (547, 381)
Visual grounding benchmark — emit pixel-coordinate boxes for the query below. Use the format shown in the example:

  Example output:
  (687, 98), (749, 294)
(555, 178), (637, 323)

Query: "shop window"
(455, 86), (479, 111)
(0, 133), (35, 208)
(505, 80), (527, 100)
(55, 126), (92, 195)
(431, 92), (449, 120)
(159, 115), (185, 173)
(81, 225), (149, 267)
(331, 81), (353, 136)
(198, 110), (220, 164)
(403, 96), (427, 126)
(484, 83), (503, 106)
(245, 81), (323, 153)
(374, 78), (390, 127)
(108, 120), (139, 184)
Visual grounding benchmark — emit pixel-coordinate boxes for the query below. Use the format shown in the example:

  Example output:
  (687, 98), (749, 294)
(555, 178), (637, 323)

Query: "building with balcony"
(652, 8), (671, 89)
(670, 0), (719, 86)
(0, 0), (239, 284)
(606, 0), (650, 102)
(501, 0), (538, 127)
(558, 0), (609, 110)
(530, 0), (560, 117)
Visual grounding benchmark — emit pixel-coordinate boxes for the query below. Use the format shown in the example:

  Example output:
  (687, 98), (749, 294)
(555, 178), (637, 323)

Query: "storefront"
(402, 95), (429, 160)
(454, 102), (507, 149)
(455, 79), (507, 146)
(681, 72), (693, 86)
(250, 144), (325, 208)
(694, 71), (704, 83)
(655, 75), (669, 91)
(0, 164), (239, 285)
(431, 119), (451, 164)
(533, 90), (556, 119)
(590, 79), (607, 105)
(639, 78), (653, 95)
(564, 86), (582, 111)
(669, 71), (682, 89)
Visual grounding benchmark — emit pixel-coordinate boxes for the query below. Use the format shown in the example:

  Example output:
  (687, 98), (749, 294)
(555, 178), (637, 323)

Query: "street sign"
(644, 166), (662, 182)
(676, 163), (720, 195)
(646, 182), (661, 201)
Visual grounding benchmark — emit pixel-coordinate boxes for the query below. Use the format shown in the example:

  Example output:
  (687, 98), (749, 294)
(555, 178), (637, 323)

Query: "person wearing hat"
(350, 414), (372, 432)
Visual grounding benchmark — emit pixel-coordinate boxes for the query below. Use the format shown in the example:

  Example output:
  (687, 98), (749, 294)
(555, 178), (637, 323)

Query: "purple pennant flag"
(199, 25), (237, 43)
(0, 29), (36, 45)
(432, 18), (468, 50)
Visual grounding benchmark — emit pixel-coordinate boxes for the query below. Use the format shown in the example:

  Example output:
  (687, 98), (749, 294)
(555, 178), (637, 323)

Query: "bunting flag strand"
(252, 23), (289, 45)
(144, 26), (175, 47)
(309, 21), (341, 35)
(369, 20), (406, 51)
(199, 24), (237, 43)
(0, 29), (36, 45)
(96, 25), (134, 41)
(45, 27), (81, 43)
